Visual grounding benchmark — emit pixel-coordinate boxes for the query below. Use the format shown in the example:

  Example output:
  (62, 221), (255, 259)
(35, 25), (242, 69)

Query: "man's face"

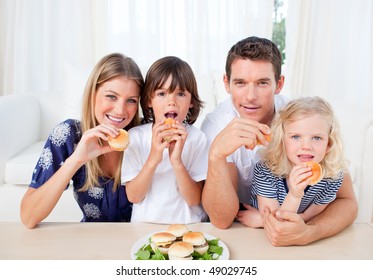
(224, 59), (284, 125)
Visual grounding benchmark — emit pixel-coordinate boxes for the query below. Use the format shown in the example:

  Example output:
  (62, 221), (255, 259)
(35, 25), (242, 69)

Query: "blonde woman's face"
(94, 76), (140, 129)
(283, 114), (329, 167)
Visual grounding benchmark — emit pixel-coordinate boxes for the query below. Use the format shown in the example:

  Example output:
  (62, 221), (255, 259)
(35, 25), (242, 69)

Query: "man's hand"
(210, 117), (270, 160)
(261, 206), (313, 246)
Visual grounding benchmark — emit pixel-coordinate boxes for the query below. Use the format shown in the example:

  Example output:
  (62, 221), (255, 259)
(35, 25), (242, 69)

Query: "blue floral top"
(30, 119), (132, 222)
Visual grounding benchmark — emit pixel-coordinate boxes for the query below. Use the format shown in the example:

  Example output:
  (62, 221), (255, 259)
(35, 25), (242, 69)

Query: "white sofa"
(1, 94), (372, 223)
(0, 94), (82, 222)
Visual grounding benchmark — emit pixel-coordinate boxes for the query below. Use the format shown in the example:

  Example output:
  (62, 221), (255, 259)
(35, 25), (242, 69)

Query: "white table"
(1, 222), (372, 260)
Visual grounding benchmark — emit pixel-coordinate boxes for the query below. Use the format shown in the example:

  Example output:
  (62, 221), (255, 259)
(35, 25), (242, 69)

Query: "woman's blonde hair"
(79, 53), (144, 192)
(262, 96), (347, 179)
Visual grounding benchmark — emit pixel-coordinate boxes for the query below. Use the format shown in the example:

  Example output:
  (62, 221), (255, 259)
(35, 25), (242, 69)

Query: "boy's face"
(148, 75), (193, 124)
(224, 58), (284, 125)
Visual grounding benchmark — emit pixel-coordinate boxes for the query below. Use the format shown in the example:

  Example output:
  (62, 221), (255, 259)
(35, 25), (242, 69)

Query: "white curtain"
(0, 0), (99, 96)
(106, 0), (273, 75)
(105, 0), (274, 111)
(283, 0), (373, 108)
(0, 0), (274, 109)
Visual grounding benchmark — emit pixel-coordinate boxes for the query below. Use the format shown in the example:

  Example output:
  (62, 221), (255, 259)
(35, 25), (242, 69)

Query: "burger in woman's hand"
(107, 129), (130, 151)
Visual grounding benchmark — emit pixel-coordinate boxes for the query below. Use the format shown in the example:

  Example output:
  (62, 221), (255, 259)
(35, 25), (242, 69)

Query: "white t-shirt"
(200, 94), (289, 204)
(121, 123), (208, 224)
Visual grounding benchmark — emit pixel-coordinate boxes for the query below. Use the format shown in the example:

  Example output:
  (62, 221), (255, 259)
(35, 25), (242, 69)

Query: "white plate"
(131, 232), (229, 260)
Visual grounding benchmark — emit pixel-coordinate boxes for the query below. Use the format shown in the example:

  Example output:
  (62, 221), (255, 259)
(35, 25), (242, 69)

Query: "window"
(272, 0), (287, 65)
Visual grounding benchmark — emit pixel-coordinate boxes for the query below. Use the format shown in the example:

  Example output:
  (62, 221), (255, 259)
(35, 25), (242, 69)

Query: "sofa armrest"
(0, 95), (40, 184)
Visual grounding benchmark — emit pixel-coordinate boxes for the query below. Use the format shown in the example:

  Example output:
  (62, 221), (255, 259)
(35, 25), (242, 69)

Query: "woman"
(20, 53), (144, 228)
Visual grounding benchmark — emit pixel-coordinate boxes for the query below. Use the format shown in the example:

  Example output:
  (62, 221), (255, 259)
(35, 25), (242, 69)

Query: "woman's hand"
(71, 124), (119, 164)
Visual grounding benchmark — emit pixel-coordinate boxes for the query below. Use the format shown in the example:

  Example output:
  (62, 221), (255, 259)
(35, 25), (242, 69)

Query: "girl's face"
(95, 76), (140, 129)
(283, 114), (330, 167)
(148, 75), (193, 123)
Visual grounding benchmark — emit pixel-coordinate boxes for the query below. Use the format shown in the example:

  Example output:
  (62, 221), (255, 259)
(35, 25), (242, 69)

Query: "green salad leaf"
(134, 237), (223, 260)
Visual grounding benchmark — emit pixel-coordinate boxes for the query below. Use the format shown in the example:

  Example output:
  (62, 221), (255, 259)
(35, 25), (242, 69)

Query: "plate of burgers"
(131, 224), (229, 260)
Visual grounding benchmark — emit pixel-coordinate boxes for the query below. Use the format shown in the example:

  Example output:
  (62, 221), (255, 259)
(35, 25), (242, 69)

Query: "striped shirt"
(250, 162), (343, 213)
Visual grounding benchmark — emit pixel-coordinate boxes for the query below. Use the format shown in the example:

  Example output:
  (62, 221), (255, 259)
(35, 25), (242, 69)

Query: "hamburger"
(304, 161), (323, 185)
(182, 231), (209, 255)
(166, 224), (189, 241)
(168, 242), (194, 260)
(107, 129), (130, 151)
(163, 118), (176, 143)
(150, 232), (176, 255)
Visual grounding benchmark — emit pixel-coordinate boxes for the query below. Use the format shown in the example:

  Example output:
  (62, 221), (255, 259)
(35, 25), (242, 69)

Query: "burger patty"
(193, 241), (208, 248)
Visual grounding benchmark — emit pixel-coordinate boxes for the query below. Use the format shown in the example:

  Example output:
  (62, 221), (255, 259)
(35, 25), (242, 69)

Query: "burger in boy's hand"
(163, 118), (177, 143)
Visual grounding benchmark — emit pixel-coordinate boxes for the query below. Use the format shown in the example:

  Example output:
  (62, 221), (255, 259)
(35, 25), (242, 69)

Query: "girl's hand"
(168, 121), (187, 166)
(236, 204), (263, 228)
(71, 124), (119, 164)
(287, 164), (312, 198)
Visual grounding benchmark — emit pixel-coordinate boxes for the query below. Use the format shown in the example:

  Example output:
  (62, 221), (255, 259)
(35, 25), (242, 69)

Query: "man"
(201, 36), (358, 246)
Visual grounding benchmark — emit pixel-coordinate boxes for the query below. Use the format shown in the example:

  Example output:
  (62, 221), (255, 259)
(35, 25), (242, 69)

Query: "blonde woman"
(237, 97), (351, 228)
(21, 53), (144, 228)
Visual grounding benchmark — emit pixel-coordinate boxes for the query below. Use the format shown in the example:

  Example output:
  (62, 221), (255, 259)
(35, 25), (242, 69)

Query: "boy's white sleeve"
(188, 130), (209, 182)
(121, 130), (143, 183)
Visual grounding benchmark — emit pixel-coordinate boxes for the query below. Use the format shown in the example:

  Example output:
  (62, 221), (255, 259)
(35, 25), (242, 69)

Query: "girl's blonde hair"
(79, 53), (144, 192)
(262, 96), (347, 179)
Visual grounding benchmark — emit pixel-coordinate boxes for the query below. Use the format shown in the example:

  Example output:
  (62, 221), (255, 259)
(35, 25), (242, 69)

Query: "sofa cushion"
(5, 141), (45, 185)
(0, 95), (40, 184)
(0, 183), (82, 222)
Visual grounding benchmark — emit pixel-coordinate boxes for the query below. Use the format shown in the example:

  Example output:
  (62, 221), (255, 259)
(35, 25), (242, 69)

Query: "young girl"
(121, 56), (208, 224)
(21, 53), (144, 228)
(237, 96), (349, 228)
